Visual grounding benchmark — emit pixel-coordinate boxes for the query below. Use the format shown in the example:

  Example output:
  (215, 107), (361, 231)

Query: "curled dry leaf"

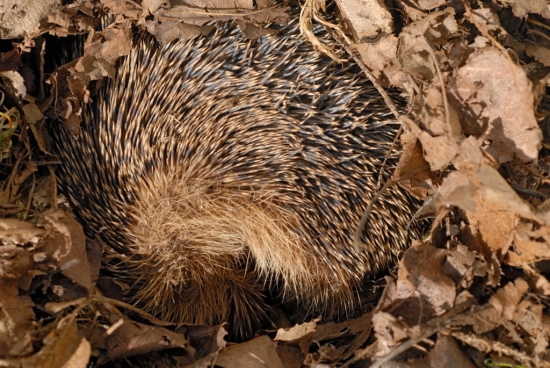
(51, 22), (133, 125)
(372, 240), (504, 356)
(35, 317), (90, 368)
(142, 0), (170, 14)
(437, 137), (542, 259)
(37, 210), (74, 263)
(371, 310), (411, 356)
(444, 244), (499, 288)
(100, 0), (142, 19)
(391, 9), (466, 171)
(180, 324), (228, 366)
(70, 24), (133, 84)
(392, 130), (434, 200)
(63, 338), (92, 368)
(312, 313), (373, 343)
(21, 101), (44, 125)
(454, 278), (531, 334)
(142, 0), (289, 43)
(460, 196), (518, 259)
(97, 317), (192, 363)
(496, 0), (550, 19)
(42, 211), (93, 291)
(275, 346), (303, 368)
(513, 300), (549, 355)
(529, 268), (550, 296)
(409, 85), (463, 171)
(507, 223), (550, 266)
(144, 21), (215, 44)
(0, 219), (46, 357)
(0, 0), (59, 39)
(427, 335), (476, 368)
(451, 47), (542, 164)
(354, 6), (459, 85)
(45, 1), (98, 36)
(236, 20), (278, 39)
(379, 243), (457, 322)
(398, 8), (459, 81)
(440, 137), (538, 220)
(275, 313), (373, 359)
(274, 319), (318, 350)
(0, 316), (91, 368)
(0, 212), (93, 361)
(417, 0), (447, 10)
(215, 335), (283, 368)
(353, 36), (399, 84)
(335, 0), (393, 41)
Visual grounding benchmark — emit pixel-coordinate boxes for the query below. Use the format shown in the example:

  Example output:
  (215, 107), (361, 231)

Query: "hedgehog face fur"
(53, 19), (420, 337)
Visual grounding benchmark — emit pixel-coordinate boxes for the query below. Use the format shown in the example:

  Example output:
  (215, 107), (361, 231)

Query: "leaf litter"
(0, 0), (549, 367)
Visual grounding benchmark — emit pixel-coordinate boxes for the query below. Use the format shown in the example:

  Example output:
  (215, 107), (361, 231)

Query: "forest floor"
(0, 0), (549, 367)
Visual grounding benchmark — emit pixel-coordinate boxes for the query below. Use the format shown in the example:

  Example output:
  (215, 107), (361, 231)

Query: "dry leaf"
(427, 335), (476, 368)
(440, 138), (538, 223)
(459, 278), (529, 334)
(216, 335), (283, 368)
(0, 0), (60, 39)
(496, 0), (550, 19)
(1, 317), (91, 368)
(507, 224), (550, 266)
(398, 8), (459, 80)
(393, 133), (433, 199)
(44, 211), (93, 291)
(452, 47), (542, 164)
(335, 0), (393, 41)
(99, 317), (192, 362)
(396, 243), (457, 319)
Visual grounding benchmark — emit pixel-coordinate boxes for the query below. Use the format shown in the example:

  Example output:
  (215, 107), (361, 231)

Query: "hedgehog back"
(53, 20), (417, 336)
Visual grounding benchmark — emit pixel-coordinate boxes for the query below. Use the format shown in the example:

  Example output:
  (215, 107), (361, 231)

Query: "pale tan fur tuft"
(124, 172), (359, 328)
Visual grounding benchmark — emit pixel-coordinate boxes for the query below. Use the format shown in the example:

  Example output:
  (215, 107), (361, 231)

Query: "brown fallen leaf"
(98, 317), (193, 363)
(0, 219), (44, 358)
(392, 132), (434, 199)
(406, 84), (463, 171)
(427, 334), (476, 368)
(0, 316), (90, 368)
(444, 243), (499, 289)
(275, 345), (303, 368)
(354, 35), (402, 85)
(387, 243), (457, 320)
(41, 211), (94, 291)
(440, 137), (538, 223)
(457, 278), (529, 334)
(335, 0), (393, 41)
(0, 0), (60, 39)
(496, 0), (550, 19)
(274, 319), (318, 354)
(144, 0), (289, 43)
(215, 335), (283, 368)
(451, 47), (542, 164)
(506, 223), (550, 266)
(398, 8), (459, 81)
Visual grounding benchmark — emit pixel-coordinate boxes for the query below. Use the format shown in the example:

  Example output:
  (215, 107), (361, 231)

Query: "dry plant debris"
(0, 0), (549, 367)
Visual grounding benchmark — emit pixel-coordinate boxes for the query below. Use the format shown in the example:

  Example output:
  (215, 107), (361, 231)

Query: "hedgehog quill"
(52, 19), (421, 338)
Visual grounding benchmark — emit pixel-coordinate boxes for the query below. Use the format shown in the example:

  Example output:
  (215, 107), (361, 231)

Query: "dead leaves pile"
(0, 0), (549, 367)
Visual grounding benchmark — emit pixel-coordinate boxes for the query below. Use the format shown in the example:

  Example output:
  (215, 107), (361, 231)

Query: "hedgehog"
(52, 17), (420, 338)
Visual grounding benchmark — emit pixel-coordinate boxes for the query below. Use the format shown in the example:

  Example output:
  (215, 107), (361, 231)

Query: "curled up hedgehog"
(52, 17), (421, 338)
